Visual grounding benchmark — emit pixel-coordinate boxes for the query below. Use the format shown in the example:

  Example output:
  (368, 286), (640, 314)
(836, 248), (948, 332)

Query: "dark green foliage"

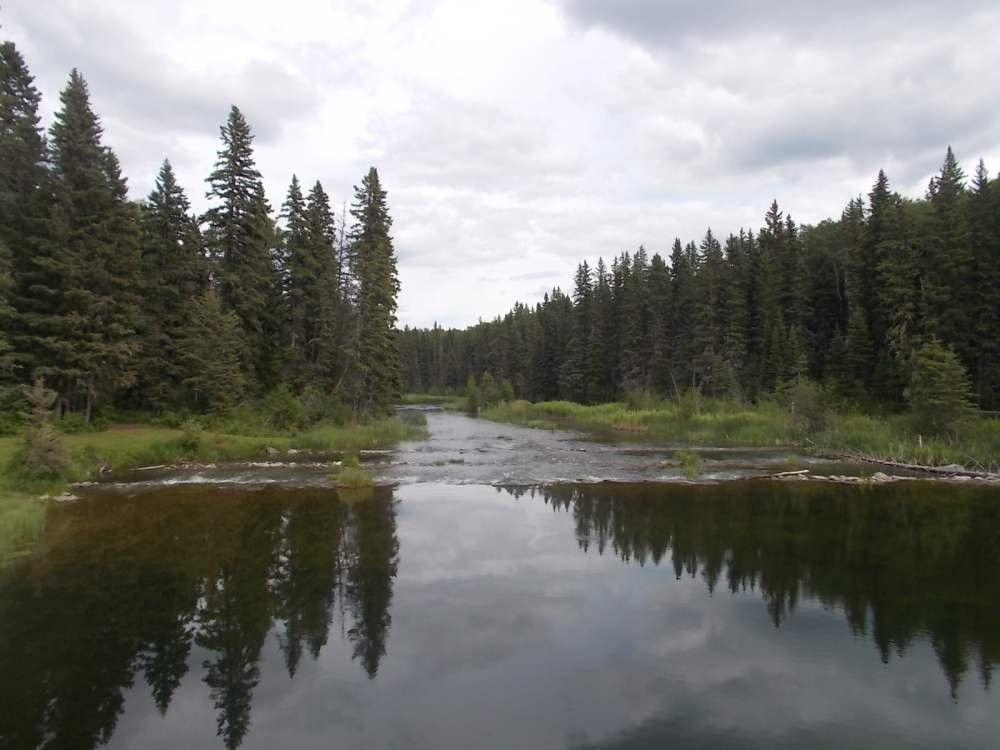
(181, 291), (247, 413)
(909, 338), (973, 438)
(44, 71), (142, 420)
(349, 168), (401, 416)
(784, 379), (829, 434)
(12, 377), (69, 480)
(204, 106), (282, 390)
(135, 160), (206, 410)
(399, 148), (1000, 415)
(262, 384), (304, 432)
(0, 38), (403, 426)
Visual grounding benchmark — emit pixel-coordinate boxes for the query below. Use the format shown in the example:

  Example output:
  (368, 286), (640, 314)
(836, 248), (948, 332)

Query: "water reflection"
(0, 486), (399, 750)
(502, 482), (1000, 697)
(0, 480), (998, 750)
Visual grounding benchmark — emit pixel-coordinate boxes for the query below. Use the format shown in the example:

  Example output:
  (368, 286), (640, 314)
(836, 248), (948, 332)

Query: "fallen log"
(827, 453), (999, 480)
(751, 469), (811, 480)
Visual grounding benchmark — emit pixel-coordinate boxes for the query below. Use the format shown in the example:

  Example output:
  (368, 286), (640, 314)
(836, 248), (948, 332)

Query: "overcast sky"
(4, 0), (999, 328)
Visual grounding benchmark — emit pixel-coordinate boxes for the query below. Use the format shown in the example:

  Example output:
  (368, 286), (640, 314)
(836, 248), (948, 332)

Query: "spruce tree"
(870, 171), (919, 388)
(558, 261), (592, 402)
(909, 337), (973, 438)
(349, 168), (400, 415)
(305, 181), (344, 392)
(204, 106), (280, 390)
(0, 40), (48, 384)
(47, 70), (141, 419)
(693, 229), (726, 394)
(923, 147), (971, 365)
(181, 290), (247, 413)
(969, 160), (999, 408)
(136, 160), (206, 410)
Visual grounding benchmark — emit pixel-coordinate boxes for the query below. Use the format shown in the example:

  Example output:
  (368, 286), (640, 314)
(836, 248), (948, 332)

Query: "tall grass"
(482, 399), (1000, 469)
(0, 492), (46, 562)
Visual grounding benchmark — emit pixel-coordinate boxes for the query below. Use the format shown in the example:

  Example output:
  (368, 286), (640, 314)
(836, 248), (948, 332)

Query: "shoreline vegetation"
(406, 391), (999, 474)
(0, 414), (425, 562)
(478, 398), (1000, 471)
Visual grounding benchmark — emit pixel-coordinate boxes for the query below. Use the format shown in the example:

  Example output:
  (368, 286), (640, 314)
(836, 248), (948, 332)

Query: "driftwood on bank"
(829, 453), (1000, 479)
(751, 469), (811, 480)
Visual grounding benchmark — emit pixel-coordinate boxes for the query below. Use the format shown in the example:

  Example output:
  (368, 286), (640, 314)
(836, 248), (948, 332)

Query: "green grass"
(481, 399), (1000, 470)
(332, 465), (374, 490)
(0, 415), (427, 561)
(399, 392), (466, 410)
(0, 491), (47, 562)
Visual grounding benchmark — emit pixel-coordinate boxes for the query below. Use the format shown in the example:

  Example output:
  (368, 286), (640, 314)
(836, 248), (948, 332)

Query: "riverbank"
(0, 415), (426, 560)
(479, 399), (1000, 472)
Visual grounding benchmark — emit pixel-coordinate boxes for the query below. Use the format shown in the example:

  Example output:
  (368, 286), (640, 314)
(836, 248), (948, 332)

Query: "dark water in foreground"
(1, 477), (999, 749)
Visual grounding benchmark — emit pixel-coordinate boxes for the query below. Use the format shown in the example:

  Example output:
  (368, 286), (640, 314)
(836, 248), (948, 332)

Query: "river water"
(1, 410), (998, 749)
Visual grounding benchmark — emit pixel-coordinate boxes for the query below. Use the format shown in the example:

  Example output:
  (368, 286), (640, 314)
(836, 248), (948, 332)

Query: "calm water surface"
(1, 413), (998, 749)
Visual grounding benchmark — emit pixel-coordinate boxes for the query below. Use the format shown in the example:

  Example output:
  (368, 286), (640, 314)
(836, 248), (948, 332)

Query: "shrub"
(263, 385), (304, 432)
(499, 379), (516, 403)
(676, 388), (702, 422)
(465, 375), (480, 415)
(180, 418), (205, 453)
(337, 466), (374, 490)
(675, 449), (702, 480)
(300, 385), (350, 426)
(909, 338), (973, 438)
(12, 378), (70, 481)
(625, 388), (660, 411)
(784, 379), (828, 434)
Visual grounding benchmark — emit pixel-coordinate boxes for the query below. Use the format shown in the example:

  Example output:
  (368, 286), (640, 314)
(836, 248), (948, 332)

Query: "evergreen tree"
(204, 106), (280, 390)
(181, 290), (247, 413)
(969, 160), (1000, 408)
(693, 229), (726, 395)
(306, 181), (345, 392)
(558, 261), (592, 401)
(923, 147), (971, 366)
(46, 70), (141, 420)
(0, 40), (48, 385)
(136, 160), (206, 410)
(349, 168), (400, 415)
(869, 171), (918, 396)
(909, 338), (973, 438)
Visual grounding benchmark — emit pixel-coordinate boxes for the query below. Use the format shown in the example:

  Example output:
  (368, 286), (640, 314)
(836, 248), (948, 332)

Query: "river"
(0, 409), (997, 749)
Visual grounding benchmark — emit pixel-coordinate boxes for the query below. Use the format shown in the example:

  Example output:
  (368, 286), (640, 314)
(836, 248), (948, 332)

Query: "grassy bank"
(399, 392), (466, 410)
(0, 415), (426, 561)
(481, 399), (1000, 470)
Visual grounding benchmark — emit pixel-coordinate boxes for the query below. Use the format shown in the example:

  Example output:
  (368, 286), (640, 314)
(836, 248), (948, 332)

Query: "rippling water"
(1, 412), (997, 749)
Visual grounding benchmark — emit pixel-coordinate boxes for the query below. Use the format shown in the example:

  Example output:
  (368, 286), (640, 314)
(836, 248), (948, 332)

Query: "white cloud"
(3, 0), (999, 327)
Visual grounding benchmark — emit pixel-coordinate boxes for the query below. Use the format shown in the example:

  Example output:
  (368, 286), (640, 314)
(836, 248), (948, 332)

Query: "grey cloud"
(509, 270), (560, 281)
(560, 0), (993, 47)
(7, 1), (321, 144)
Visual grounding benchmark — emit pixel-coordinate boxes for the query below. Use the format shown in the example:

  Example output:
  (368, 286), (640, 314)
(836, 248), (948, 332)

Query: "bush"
(334, 466), (373, 490)
(909, 338), (973, 438)
(465, 375), (480, 415)
(262, 385), (304, 432)
(54, 411), (101, 434)
(180, 418), (205, 453)
(675, 449), (702, 480)
(300, 385), (351, 426)
(499, 379), (516, 403)
(784, 379), (828, 434)
(625, 388), (661, 411)
(676, 388), (702, 422)
(11, 378), (70, 481)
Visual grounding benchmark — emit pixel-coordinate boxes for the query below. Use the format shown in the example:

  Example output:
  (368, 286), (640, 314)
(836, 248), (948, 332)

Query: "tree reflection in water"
(0, 486), (399, 750)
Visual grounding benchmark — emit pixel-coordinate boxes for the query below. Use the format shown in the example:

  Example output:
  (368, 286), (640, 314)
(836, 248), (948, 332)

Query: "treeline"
(399, 150), (1000, 411)
(0, 38), (401, 423)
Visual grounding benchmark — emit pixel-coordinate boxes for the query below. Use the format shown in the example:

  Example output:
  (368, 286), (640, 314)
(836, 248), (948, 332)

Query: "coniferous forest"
(0, 39), (401, 424)
(399, 154), (1000, 413)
